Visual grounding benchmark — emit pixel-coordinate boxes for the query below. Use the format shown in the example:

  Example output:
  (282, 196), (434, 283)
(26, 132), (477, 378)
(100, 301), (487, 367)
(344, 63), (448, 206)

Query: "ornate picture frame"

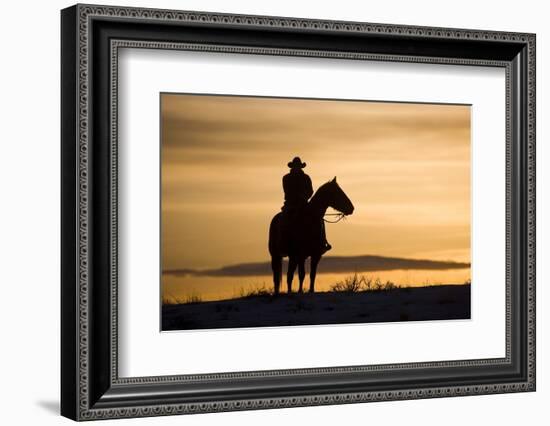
(61, 4), (535, 421)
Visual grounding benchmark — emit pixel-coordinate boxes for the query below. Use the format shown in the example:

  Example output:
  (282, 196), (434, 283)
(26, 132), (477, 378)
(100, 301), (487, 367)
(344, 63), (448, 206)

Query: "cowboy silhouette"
(281, 157), (331, 253)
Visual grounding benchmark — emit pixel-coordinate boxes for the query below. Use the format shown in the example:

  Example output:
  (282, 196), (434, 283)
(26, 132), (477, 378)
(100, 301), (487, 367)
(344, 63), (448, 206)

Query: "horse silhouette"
(268, 177), (354, 294)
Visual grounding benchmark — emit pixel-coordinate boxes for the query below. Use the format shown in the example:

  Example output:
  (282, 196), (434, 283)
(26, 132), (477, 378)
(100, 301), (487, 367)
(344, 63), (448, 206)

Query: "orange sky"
(161, 94), (470, 272)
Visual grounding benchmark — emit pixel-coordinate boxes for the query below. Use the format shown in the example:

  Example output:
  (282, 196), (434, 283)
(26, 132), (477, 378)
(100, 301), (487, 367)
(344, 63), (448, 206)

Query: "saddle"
(278, 205), (302, 255)
(278, 204), (326, 256)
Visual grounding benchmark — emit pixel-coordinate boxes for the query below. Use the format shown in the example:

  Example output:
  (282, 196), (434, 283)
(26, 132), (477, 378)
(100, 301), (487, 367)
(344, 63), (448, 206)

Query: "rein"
(323, 213), (346, 223)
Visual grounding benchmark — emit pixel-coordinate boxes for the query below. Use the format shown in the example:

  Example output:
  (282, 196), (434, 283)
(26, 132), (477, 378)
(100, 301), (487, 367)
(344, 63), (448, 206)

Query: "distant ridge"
(164, 255), (470, 277)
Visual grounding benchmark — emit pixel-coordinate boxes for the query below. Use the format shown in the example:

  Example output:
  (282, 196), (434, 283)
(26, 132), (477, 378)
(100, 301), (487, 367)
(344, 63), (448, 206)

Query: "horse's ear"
(332, 176), (337, 183)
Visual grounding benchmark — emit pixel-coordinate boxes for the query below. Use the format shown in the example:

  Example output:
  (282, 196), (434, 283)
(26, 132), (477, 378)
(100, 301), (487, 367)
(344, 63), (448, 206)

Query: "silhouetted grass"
(163, 273), (466, 306)
(238, 284), (274, 298)
(372, 278), (400, 291)
(330, 272), (364, 292)
(184, 294), (203, 304)
(330, 273), (401, 293)
(162, 292), (183, 305)
(162, 292), (203, 305)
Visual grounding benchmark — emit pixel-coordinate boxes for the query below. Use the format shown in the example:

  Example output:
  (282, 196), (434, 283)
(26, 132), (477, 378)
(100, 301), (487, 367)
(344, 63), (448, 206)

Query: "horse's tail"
(268, 213), (282, 256)
(271, 255), (282, 295)
(269, 213), (283, 294)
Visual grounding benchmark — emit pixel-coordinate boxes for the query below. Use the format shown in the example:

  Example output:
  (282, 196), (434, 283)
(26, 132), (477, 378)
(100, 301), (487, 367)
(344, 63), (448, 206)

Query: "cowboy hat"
(287, 156), (306, 169)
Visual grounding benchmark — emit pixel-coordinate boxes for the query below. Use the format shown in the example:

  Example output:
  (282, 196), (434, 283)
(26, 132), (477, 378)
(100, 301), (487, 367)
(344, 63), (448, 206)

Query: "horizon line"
(164, 254), (471, 277)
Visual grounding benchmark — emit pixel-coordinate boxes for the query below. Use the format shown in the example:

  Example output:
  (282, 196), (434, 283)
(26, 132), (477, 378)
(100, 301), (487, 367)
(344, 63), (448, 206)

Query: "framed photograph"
(160, 94), (473, 331)
(61, 4), (536, 421)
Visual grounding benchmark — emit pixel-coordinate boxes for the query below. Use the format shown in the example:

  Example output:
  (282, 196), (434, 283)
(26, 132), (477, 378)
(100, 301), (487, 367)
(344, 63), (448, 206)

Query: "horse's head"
(324, 177), (354, 216)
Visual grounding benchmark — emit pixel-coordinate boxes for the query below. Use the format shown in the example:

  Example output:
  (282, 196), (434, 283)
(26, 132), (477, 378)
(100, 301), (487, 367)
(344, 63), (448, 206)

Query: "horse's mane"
(309, 180), (336, 204)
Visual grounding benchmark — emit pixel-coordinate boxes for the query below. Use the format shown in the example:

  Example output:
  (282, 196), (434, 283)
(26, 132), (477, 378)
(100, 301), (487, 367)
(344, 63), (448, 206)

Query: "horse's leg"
(297, 258), (306, 293)
(309, 254), (321, 293)
(287, 257), (297, 294)
(271, 255), (282, 295)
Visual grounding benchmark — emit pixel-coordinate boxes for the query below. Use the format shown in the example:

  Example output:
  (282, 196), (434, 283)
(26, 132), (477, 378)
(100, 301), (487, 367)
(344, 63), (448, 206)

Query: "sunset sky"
(161, 94), (471, 273)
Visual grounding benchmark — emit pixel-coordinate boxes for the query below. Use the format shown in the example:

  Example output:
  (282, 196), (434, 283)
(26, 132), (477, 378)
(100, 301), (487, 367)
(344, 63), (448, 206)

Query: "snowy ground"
(162, 284), (470, 331)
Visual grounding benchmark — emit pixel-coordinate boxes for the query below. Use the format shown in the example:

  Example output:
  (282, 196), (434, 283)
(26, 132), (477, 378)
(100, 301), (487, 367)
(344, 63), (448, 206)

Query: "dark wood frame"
(61, 4), (536, 421)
